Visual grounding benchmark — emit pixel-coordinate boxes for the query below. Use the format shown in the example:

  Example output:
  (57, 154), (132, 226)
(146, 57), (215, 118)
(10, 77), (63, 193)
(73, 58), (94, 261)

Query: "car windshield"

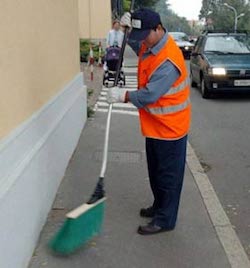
(169, 32), (189, 42)
(204, 35), (250, 54)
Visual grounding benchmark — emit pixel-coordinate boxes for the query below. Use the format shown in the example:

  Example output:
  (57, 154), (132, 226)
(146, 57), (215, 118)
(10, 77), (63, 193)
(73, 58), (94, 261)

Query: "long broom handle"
(114, 0), (135, 86)
(99, 103), (112, 178)
(99, 0), (135, 179)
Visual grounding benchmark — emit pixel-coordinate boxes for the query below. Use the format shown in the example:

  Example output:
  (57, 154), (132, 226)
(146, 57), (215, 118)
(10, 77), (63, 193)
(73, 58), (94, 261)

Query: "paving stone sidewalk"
(29, 50), (232, 268)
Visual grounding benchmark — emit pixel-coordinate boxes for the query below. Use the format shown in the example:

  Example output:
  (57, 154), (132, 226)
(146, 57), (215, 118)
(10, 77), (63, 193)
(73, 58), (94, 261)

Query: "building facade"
(0, 1), (86, 267)
(78, 0), (112, 40)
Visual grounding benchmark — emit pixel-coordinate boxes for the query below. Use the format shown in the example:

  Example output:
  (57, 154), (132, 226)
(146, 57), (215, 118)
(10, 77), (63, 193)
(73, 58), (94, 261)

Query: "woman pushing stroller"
(106, 20), (124, 48)
(103, 20), (126, 86)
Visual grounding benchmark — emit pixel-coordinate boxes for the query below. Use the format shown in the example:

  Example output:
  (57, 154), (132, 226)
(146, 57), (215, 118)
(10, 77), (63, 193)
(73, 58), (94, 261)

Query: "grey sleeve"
(128, 60), (180, 108)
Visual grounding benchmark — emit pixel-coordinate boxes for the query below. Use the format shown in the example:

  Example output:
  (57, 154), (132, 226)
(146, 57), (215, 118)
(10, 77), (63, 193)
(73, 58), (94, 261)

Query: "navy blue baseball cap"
(130, 8), (162, 41)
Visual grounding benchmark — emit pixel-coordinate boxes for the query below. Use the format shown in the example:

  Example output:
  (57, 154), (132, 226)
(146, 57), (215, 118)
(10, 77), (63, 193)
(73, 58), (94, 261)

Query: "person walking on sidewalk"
(106, 20), (124, 48)
(104, 20), (125, 72)
(107, 8), (191, 235)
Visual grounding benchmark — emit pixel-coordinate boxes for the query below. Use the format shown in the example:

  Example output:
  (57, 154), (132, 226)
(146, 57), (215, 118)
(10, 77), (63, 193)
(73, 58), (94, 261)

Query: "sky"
(168, 0), (202, 20)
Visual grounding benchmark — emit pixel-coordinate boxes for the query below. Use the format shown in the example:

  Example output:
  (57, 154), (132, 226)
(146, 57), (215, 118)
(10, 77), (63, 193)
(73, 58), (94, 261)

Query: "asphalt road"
(188, 60), (250, 258)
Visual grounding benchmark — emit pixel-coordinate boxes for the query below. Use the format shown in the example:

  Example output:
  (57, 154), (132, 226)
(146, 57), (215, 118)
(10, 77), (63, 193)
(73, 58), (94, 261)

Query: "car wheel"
(200, 77), (211, 99)
(190, 71), (197, 87)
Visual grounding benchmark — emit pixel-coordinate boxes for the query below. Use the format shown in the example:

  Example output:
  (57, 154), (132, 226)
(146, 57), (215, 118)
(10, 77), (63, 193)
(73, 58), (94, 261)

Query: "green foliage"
(87, 88), (94, 97)
(123, 0), (130, 11)
(87, 106), (95, 118)
(87, 88), (95, 117)
(79, 39), (104, 63)
(122, 0), (193, 35)
(134, 0), (158, 9)
(200, 0), (250, 32)
(153, 0), (169, 21)
(123, 0), (158, 11)
(166, 11), (192, 34)
(153, 0), (192, 34)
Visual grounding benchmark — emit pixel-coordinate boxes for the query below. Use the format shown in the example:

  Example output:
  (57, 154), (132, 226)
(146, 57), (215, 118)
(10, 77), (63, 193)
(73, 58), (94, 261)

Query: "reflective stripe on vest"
(165, 77), (190, 96)
(145, 98), (190, 115)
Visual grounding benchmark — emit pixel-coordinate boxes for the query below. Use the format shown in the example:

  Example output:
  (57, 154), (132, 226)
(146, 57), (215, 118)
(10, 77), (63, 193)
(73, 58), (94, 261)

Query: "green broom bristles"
(49, 197), (106, 255)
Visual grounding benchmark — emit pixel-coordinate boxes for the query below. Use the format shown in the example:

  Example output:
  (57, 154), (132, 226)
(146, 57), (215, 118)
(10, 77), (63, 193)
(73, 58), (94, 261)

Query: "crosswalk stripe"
(101, 86), (136, 91)
(126, 78), (137, 80)
(95, 108), (139, 116)
(98, 96), (106, 101)
(125, 81), (136, 83)
(95, 70), (138, 115)
(123, 67), (138, 73)
(96, 101), (136, 110)
(123, 85), (137, 88)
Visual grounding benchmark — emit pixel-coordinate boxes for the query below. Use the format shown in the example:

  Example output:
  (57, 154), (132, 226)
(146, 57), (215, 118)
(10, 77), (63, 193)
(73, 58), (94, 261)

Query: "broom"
(48, 0), (135, 255)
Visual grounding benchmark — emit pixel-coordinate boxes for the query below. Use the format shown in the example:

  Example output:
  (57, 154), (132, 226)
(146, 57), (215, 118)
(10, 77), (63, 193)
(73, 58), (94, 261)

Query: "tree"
(121, 0), (192, 34)
(111, 0), (123, 18)
(122, 0), (131, 11)
(153, 0), (170, 18)
(165, 11), (192, 34)
(122, 0), (158, 11)
(153, 0), (192, 34)
(199, 0), (250, 32)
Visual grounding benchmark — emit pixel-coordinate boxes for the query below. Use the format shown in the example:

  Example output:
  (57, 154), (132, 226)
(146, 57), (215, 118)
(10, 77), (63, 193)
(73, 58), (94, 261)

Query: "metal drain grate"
(94, 151), (142, 163)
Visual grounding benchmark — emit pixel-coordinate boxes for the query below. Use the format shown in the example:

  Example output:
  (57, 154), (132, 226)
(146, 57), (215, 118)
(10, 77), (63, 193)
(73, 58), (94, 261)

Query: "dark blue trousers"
(146, 135), (187, 229)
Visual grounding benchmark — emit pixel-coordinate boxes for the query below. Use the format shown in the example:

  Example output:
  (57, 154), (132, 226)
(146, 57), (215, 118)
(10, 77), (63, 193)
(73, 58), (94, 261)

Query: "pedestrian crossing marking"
(96, 101), (136, 110)
(95, 108), (138, 116)
(96, 74), (138, 115)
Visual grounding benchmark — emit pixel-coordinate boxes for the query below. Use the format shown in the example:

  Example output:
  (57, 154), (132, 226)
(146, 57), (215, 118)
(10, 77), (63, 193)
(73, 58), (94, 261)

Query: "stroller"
(103, 46), (126, 87)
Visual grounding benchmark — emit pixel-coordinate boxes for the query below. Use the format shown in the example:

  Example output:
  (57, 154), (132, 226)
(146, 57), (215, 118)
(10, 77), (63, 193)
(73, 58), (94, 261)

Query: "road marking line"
(94, 108), (139, 116)
(123, 68), (138, 73)
(98, 96), (106, 101)
(96, 101), (137, 110)
(187, 142), (250, 268)
(126, 78), (137, 81)
(101, 86), (136, 90)
(126, 77), (137, 79)
(125, 82), (137, 85)
(96, 101), (135, 108)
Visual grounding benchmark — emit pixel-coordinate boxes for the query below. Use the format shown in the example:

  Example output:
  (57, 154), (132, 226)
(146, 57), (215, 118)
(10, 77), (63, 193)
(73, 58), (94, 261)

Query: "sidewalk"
(29, 48), (231, 268)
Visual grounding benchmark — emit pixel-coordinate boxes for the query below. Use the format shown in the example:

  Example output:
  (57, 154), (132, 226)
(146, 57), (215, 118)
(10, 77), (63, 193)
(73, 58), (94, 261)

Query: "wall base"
(0, 73), (87, 268)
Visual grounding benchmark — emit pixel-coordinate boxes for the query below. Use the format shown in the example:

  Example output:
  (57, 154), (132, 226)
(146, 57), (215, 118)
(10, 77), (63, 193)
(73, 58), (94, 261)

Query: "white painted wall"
(0, 73), (87, 268)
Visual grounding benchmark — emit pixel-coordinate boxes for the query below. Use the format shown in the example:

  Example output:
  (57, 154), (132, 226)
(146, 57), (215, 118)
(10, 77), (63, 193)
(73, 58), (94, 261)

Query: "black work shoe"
(140, 206), (155, 218)
(137, 222), (174, 235)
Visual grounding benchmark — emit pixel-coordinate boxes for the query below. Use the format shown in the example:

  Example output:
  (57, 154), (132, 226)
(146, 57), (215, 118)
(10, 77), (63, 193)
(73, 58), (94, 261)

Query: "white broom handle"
(114, 0), (135, 86)
(100, 0), (135, 178)
(99, 103), (112, 178)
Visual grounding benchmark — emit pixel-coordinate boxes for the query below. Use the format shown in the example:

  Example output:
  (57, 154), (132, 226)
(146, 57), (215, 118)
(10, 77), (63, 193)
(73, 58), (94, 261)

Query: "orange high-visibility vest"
(137, 35), (191, 140)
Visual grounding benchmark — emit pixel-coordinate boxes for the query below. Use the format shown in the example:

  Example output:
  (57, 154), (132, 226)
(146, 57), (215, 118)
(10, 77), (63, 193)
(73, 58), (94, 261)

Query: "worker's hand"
(120, 12), (131, 28)
(107, 87), (127, 103)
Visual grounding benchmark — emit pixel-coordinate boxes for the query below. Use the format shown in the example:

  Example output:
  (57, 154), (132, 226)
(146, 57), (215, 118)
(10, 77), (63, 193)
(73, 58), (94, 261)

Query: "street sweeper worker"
(107, 8), (191, 235)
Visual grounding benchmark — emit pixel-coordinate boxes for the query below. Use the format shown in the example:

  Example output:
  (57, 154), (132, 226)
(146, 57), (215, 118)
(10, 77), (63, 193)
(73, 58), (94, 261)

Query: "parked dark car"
(169, 32), (194, 59)
(190, 32), (250, 98)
